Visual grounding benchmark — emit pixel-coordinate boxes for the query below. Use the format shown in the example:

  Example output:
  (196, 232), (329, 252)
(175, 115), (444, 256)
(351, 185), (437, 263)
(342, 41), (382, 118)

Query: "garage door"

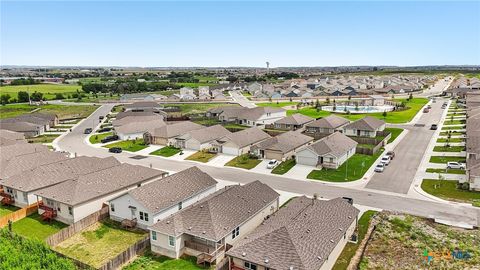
(222, 146), (239, 156)
(296, 156), (317, 166)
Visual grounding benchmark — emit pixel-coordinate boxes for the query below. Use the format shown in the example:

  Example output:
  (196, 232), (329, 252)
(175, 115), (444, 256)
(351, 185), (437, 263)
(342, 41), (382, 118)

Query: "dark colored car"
(109, 147), (122, 153)
(430, 124), (438, 130)
(386, 151), (395, 160)
(101, 135), (119, 144)
(99, 115), (105, 120)
(97, 127), (112, 133)
(84, 128), (93, 134)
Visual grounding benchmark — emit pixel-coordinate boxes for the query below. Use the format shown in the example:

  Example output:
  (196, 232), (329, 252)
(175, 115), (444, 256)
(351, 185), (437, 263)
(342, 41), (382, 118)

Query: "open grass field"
(12, 213), (67, 241)
(185, 151), (217, 163)
(168, 103), (238, 115)
(308, 151), (383, 182)
(0, 205), (20, 217)
(104, 139), (148, 152)
(124, 250), (212, 270)
(0, 84), (82, 100)
(175, 82), (218, 88)
(421, 179), (480, 207)
(150, 146), (182, 157)
(225, 155), (262, 169)
(332, 210), (377, 270)
(271, 159), (296, 175)
(269, 98), (428, 124)
(385, 127), (404, 144)
(89, 132), (113, 144)
(0, 103), (98, 119)
(54, 220), (146, 268)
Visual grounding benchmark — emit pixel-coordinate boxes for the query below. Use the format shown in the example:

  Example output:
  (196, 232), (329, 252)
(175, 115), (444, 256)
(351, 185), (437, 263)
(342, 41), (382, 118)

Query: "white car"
(446, 162), (465, 170)
(266, 159), (279, 169)
(380, 156), (391, 166)
(374, 163), (385, 172)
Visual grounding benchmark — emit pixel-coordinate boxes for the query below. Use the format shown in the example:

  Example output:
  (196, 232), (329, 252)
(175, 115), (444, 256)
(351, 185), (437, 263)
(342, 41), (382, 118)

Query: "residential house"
(466, 93), (480, 191)
(236, 107), (286, 127)
(113, 115), (166, 140)
(198, 86), (210, 97)
(343, 116), (386, 138)
(295, 132), (358, 168)
(149, 181), (279, 264)
(0, 129), (26, 146)
(305, 115), (350, 136)
(0, 113), (57, 137)
(251, 131), (313, 161)
(124, 101), (163, 113)
(0, 121), (44, 138)
(109, 167), (217, 229)
(0, 150), (69, 180)
(215, 127), (271, 156)
(144, 121), (204, 145)
(273, 113), (314, 131)
(0, 156), (120, 208)
(175, 125), (231, 151)
(226, 196), (360, 270)
(35, 163), (167, 224)
(115, 110), (168, 120)
(0, 143), (49, 164)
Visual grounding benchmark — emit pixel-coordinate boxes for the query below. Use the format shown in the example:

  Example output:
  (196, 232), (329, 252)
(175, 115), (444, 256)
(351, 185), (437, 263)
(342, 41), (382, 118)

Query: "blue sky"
(1, 1), (479, 67)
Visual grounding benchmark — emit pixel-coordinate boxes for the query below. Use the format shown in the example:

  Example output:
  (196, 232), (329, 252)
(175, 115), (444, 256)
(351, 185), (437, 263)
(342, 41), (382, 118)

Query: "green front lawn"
(150, 146), (182, 157)
(433, 146), (465, 152)
(0, 205), (20, 217)
(104, 139), (148, 152)
(12, 213), (67, 241)
(443, 120), (464, 125)
(426, 168), (466, 175)
(385, 127), (404, 144)
(271, 159), (296, 175)
(421, 179), (480, 207)
(440, 131), (465, 136)
(89, 132), (113, 144)
(185, 151), (217, 163)
(333, 210), (377, 270)
(436, 137), (464, 143)
(225, 154), (262, 169)
(429, 156), (466, 164)
(307, 151), (382, 182)
(27, 134), (61, 144)
(442, 125), (465, 130)
(54, 220), (147, 268)
(124, 250), (212, 270)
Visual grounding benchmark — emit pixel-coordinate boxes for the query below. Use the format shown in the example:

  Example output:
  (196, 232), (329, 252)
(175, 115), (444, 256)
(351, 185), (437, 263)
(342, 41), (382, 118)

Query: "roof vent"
(330, 239), (334, 243)
(348, 216), (352, 219)
(202, 231), (206, 234)
(289, 267), (294, 270)
(166, 221), (170, 224)
(188, 227), (192, 230)
(317, 256), (322, 260)
(339, 228), (343, 231)
(200, 205), (204, 208)
(242, 252), (246, 257)
(264, 259), (269, 264)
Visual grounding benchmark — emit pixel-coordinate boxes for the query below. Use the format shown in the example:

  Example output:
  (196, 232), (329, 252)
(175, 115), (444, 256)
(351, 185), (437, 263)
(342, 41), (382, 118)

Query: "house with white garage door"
(342, 116), (385, 138)
(251, 131), (313, 161)
(144, 121), (204, 146)
(296, 132), (357, 169)
(175, 125), (231, 151)
(109, 167), (217, 229)
(215, 127), (271, 156)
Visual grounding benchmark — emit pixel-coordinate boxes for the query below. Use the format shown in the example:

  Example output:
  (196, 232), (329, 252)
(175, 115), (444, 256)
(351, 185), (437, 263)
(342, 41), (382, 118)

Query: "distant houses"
(207, 106), (287, 127)
(342, 116), (386, 138)
(0, 112), (58, 138)
(251, 131), (313, 161)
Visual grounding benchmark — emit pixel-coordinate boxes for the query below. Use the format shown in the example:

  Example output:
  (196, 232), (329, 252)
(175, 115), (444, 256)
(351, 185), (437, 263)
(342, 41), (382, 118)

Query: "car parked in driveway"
(446, 162), (465, 170)
(423, 108), (429, 113)
(386, 151), (395, 160)
(109, 147), (122, 153)
(430, 124), (438, 130)
(374, 163), (385, 172)
(380, 156), (391, 166)
(101, 135), (119, 144)
(84, 128), (93, 134)
(266, 159), (279, 169)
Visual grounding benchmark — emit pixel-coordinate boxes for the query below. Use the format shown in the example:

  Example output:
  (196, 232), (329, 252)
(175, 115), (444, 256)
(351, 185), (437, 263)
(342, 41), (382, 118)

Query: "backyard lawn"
(421, 179), (480, 207)
(425, 168), (466, 175)
(104, 139), (148, 152)
(89, 132), (113, 144)
(54, 220), (147, 268)
(124, 250), (212, 270)
(12, 213), (67, 241)
(27, 134), (61, 144)
(0, 205), (20, 217)
(0, 104), (98, 119)
(271, 159), (296, 175)
(307, 151), (382, 182)
(332, 210), (377, 270)
(185, 151), (217, 163)
(385, 127), (404, 144)
(433, 146), (465, 152)
(429, 156), (466, 164)
(225, 154), (261, 169)
(150, 146), (182, 157)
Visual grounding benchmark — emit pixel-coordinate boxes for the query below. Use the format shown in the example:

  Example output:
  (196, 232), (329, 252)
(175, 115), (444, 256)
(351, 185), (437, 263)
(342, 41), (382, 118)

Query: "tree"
(30, 91), (43, 101)
(326, 97), (330, 104)
(0, 94), (11, 105)
(18, 91), (29, 103)
(315, 99), (320, 108)
(55, 93), (65, 100)
(382, 110), (387, 118)
(408, 93), (413, 100)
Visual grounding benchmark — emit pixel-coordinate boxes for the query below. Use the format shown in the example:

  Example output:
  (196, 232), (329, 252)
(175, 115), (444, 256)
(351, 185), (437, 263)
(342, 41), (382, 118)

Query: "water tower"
(266, 61), (270, 73)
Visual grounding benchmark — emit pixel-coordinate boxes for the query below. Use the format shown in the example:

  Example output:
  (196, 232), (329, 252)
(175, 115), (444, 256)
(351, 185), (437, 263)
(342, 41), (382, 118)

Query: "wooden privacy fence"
(0, 202), (39, 228)
(216, 258), (230, 270)
(46, 205), (109, 247)
(98, 236), (150, 270)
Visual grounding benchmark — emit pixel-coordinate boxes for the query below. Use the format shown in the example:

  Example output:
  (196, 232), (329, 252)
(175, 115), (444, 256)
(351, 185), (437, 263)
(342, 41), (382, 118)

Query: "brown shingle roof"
(0, 129), (25, 140)
(274, 113), (314, 125)
(150, 181), (279, 242)
(253, 131), (313, 153)
(226, 196), (360, 270)
(220, 127), (271, 148)
(0, 151), (69, 179)
(0, 143), (49, 163)
(306, 115), (350, 129)
(343, 116), (385, 131)
(181, 125), (231, 144)
(305, 132), (357, 157)
(150, 121), (204, 138)
(128, 167), (217, 213)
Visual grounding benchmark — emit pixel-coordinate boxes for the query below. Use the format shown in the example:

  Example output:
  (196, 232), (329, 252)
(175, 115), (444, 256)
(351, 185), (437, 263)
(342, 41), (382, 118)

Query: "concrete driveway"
(208, 154), (235, 167)
(250, 160), (272, 174)
(283, 164), (314, 179)
(169, 149), (196, 161)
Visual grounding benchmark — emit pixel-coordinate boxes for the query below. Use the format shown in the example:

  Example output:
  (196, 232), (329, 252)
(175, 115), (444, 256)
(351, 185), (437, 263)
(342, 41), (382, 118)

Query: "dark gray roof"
(274, 113), (314, 125)
(36, 163), (167, 206)
(128, 167), (217, 213)
(306, 115), (350, 129)
(304, 132), (358, 157)
(343, 116), (385, 131)
(227, 196), (360, 270)
(150, 181), (279, 242)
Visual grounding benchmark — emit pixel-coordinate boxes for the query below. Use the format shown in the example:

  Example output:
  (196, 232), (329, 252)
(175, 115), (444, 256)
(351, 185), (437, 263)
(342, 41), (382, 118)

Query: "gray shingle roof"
(112, 114), (164, 127)
(0, 121), (43, 133)
(115, 118), (166, 135)
(304, 132), (358, 157)
(124, 101), (161, 109)
(220, 127), (271, 148)
(181, 125), (231, 144)
(343, 116), (385, 131)
(274, 113), (314, 125)
(36, 163), (167, 206)
(253, 131), (313, 153)
(150, 181), (279, 242)
(0, 150), (69, 179)
(306, 115), (350, 129)
(150, 121), (204, 138)
(0, 129), (25, 140)
(115, 111), (166, 120)
(128, 167), (217, 213)
(238, 107), (285, 121)
(226, 196), (360, 270)
(0, 143), (49, 163)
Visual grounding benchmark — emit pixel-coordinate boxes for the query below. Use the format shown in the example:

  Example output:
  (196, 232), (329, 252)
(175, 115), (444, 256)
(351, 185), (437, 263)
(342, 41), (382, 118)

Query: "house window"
(244, 261), (257, 270)
(232, 226), (240, 239)
(168, 236), (175, 247)
(144, 213), (149, 222)
(151, 231), (157, 241)
(110, 203), (115, 212)
(6, 188), (13, 194)
(178, 202), (182, 210)
(23, 192), (28, 202)
(68, 206), (73, 216)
